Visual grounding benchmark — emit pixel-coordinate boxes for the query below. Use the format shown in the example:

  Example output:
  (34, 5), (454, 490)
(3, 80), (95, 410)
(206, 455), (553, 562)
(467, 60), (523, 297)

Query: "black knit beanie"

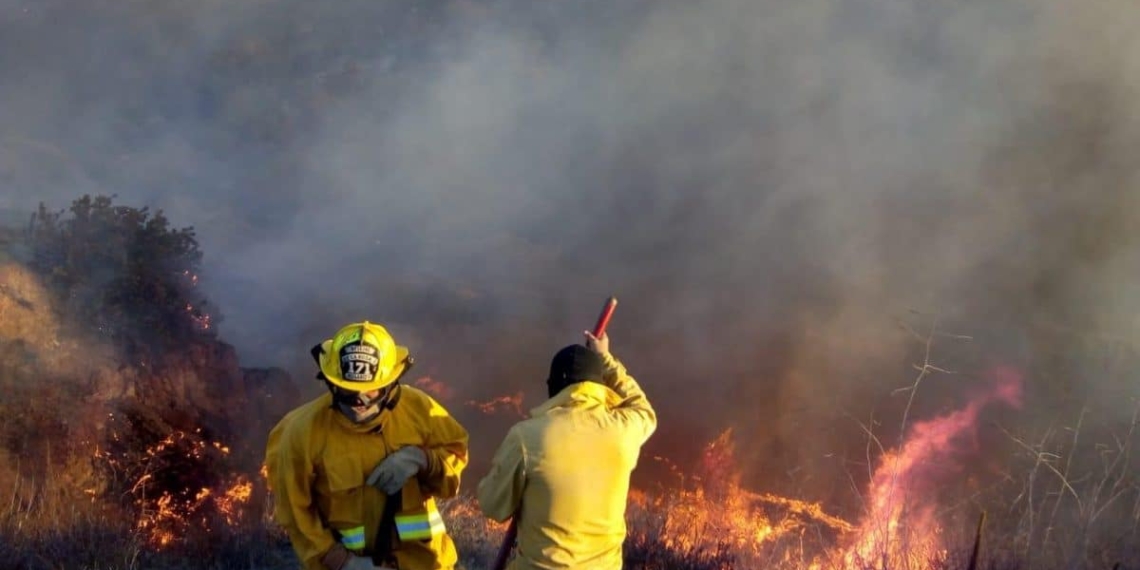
(546, 344), (604, 398)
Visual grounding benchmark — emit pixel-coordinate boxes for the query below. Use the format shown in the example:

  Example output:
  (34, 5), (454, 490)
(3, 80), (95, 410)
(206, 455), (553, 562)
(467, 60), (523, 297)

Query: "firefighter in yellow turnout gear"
(266, 322), (469, 570)
(477, 331), (657, 569)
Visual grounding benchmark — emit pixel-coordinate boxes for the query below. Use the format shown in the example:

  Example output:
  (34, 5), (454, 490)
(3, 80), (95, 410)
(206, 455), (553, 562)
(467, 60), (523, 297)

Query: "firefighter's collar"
(530, 381), (619, 417)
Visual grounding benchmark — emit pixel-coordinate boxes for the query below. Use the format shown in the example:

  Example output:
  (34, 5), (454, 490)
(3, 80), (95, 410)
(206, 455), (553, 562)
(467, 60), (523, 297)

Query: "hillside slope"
(0, 200), (299, 550)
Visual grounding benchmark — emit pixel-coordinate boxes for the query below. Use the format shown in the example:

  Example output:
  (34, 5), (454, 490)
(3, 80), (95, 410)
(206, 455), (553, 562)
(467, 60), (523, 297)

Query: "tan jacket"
(477, 352), (656, 570)
(265, 385), (469, 570)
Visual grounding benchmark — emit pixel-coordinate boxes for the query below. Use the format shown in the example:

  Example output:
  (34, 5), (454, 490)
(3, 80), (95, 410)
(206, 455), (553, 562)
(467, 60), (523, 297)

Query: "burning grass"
(2, 334), (1137, 569)
(0, 353), (1135, 569)
(2, 197), (1138, 569)
(8, 397), (1138, 570)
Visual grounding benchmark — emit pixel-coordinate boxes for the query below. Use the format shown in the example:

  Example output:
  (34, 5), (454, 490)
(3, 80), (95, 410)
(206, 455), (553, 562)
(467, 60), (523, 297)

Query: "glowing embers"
(181, 270), (211, 331)
(183, 303), (212, 331)
(99, 428), (261, 549)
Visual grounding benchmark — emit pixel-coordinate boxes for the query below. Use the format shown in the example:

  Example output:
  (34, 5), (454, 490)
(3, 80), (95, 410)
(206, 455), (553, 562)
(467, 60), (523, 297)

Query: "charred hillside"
(0, 195), (297, 554)
(3, 0), (1140, 567)
(4, 196), (1140, 570)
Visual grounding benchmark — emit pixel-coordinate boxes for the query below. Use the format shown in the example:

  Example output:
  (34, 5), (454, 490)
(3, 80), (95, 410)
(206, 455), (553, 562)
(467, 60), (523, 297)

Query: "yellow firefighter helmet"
(315, 321), (411, 392)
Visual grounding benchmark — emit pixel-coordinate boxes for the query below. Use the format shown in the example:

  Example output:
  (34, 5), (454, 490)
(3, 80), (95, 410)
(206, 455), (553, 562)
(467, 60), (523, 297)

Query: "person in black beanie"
(476, 331), (657, 570)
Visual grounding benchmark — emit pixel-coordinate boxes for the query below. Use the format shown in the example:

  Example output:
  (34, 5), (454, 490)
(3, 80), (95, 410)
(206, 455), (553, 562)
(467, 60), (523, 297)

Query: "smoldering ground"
(2, 0), (1139, 510)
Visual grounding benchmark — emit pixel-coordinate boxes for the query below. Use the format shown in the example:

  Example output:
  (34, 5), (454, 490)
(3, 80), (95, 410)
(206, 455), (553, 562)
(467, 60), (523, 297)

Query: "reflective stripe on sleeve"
(395, 508), (446, 541)
(339, 525), (366, 551)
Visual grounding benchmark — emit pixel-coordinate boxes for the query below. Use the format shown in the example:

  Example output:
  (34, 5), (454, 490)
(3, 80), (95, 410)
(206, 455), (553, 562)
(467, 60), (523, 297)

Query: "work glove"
(367, 446), (428, 495)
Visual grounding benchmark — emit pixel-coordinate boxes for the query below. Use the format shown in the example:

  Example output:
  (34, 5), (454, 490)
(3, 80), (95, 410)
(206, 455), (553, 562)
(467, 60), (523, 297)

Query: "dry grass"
(0, 262), (62, 352)
(2, 212), (1137, 569)
(3, 429), (1139, 570)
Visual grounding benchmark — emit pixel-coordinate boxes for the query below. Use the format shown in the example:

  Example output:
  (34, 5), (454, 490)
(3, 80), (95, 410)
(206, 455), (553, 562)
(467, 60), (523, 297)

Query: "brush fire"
(434, 365), (1023, 570)
(78, 365), (1024, 568)
(97, 424), (269, 549)
(6, 0), (1140, 566)
(2, 237), (1138, 570)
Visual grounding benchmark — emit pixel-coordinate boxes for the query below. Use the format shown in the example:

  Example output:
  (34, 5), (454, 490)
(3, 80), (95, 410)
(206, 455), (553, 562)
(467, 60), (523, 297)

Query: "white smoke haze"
(3, 0), (1139, 507)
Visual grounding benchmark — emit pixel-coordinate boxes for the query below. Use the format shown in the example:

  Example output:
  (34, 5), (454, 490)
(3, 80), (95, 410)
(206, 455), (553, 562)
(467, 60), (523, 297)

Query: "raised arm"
(585, 331), (657, 444)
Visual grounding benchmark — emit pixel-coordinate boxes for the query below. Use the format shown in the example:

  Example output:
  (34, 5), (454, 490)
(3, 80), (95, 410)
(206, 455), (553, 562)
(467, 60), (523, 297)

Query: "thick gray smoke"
(3, 0), (1139, 505)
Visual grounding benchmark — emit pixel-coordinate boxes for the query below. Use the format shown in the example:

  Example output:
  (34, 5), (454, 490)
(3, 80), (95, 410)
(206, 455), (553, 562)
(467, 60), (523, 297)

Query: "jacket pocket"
(322, 457), (365, 542)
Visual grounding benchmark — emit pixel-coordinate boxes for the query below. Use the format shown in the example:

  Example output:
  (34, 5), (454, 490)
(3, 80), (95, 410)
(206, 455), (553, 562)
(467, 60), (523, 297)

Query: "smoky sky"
(3, 0), (1139, 503)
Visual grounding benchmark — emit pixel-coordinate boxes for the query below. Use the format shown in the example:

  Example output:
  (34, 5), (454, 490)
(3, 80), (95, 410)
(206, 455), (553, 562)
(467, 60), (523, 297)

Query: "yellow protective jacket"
(265, 385), (469, 570)
(476, 351), (656, 570)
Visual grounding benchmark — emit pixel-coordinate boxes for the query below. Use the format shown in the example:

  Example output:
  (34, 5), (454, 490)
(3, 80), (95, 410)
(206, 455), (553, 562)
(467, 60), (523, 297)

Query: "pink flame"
(840, 365), (1024, 567)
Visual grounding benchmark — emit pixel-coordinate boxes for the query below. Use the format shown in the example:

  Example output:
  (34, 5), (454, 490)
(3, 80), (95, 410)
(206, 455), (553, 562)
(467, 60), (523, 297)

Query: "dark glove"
(366, 446), (428, 495)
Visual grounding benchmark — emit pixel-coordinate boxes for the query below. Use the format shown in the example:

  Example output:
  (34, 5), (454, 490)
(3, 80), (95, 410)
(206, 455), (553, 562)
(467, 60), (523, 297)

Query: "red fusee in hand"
(592, 296), (618, 338)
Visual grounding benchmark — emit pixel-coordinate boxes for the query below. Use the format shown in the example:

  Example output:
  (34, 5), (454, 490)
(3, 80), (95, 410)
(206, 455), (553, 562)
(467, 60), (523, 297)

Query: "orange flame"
(649, 428), (854, 561)
(105, 430), (258, 549)
(215, 475), (254, 527)
(183, 302), (212, 331)
(102, 363), (1024, 564)
(413, 376), (526, 418)
(466, 391), (525, 417)
(413, 376), (455, 401)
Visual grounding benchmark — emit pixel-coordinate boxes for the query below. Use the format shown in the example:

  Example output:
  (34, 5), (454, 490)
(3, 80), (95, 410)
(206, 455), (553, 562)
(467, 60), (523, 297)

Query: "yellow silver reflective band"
(340, 525), (366, 550)
(395, 506), (446, 541)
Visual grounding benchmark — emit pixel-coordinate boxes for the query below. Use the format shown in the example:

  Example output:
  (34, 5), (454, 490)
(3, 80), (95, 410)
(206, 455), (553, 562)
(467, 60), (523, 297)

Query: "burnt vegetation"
(3, 198), (1140, 570)
(26, 194), (217, 353)
(3, 0), (1140, 568)
(1, 195), (296, 570)
(6, 205), (1140, 570)
(2, 195), (1139, 570)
